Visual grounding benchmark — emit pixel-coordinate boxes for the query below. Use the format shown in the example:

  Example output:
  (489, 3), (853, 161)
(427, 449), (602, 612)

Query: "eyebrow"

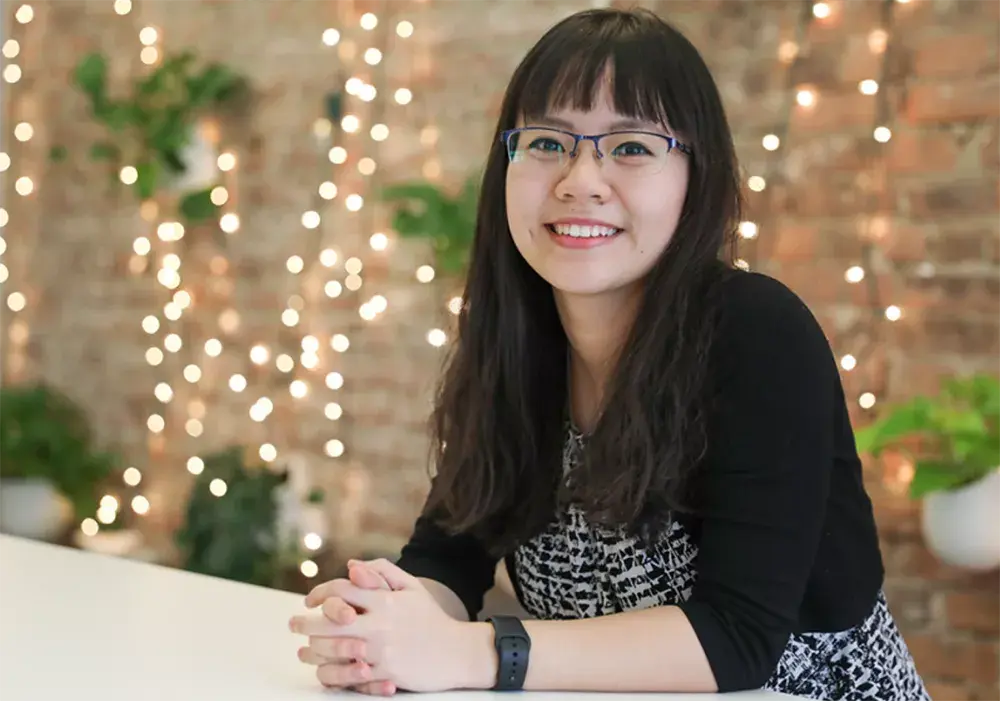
(528, 115), (670, 135)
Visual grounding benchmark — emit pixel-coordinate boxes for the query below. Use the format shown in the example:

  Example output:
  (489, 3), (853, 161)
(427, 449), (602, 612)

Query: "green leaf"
(49, 145), (68, 162)
(909, 460), (975, 499)
(380, 177), (478, 276)
(74, 53), (108, 105)
(178, 188), (219, 224)
(307, 487), (325, 504)
(133, 160), (160, 200)
(187, 64), (243, 108)
(92, 101), (136, 133)
(853, 399), (932, 455)
(89, 141), (120, 161)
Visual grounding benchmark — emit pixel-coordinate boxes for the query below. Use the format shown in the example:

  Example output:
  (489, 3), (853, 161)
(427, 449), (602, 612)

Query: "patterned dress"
(511, 426), (931, 701)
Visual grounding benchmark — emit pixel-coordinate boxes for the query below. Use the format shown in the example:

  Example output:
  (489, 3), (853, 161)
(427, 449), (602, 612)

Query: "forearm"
(418, 578), (470, 621)
(461, 605), (718, 692)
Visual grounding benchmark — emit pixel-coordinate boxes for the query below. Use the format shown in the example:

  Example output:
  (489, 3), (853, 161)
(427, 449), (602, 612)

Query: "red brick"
(777, 174), (865, 217)
(926, 681), (970, 701)
(911, 31), (998, 80)
(894, 541), (976, 582)
(926, 230), (987, 265)
(907, 178), (1000, 218)
(881, 224), (928, 262)
(884, 584), (932, 629)
(769, 223), (818, 263)
(906, 78), (1000, 125)
(872, 491), (922, 539)
(983, 121), (1000, 170)
(907, 634), (1000, 686)
(975, 686), (1000, 701)
(839, 37), (884, 83)
(790, 91), (879, 132)
(946, 590), (1000, 635)
(887, 129), (960, 173)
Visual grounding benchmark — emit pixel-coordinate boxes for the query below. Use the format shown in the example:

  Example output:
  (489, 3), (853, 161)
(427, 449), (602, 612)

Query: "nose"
(553, 140), (612, 203)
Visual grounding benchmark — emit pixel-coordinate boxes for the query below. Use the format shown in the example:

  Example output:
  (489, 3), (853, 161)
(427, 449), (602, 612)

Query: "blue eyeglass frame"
(499, 126), (693, 161)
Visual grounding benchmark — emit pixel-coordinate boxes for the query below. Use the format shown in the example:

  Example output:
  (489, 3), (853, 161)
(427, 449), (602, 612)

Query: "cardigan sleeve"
(395, 505), (499, 621)
(676, 272), (840, 691)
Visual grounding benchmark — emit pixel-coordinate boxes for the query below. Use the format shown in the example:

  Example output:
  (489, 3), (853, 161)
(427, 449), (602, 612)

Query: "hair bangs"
(514, 22), (686, 133)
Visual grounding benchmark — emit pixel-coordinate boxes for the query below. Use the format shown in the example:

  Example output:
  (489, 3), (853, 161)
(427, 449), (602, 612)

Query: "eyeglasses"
(500, 126), (692, 177)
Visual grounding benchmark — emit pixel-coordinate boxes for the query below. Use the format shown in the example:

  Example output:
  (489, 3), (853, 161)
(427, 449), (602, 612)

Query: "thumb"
(348, 558), (419, 591)
(349, 562), (391, 590)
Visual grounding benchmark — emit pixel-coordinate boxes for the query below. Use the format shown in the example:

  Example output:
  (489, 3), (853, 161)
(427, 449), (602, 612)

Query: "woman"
(289, 8), (929, 700)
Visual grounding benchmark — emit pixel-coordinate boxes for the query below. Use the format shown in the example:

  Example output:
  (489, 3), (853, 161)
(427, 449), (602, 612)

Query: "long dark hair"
(423, 8), (742, 555)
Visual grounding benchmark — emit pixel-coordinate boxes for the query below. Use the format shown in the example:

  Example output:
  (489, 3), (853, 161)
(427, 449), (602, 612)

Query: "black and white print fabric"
(512, 426), (930, 701)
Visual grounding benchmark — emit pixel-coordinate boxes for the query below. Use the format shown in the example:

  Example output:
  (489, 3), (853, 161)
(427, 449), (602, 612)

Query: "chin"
(536, 266), (637, 298)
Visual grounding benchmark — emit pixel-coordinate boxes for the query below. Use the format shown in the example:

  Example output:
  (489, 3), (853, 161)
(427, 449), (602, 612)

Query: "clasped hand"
(289, 558), (473, 695)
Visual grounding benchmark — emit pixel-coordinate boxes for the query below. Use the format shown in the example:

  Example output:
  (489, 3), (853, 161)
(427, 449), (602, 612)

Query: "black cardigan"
(395, 270), (885, 692)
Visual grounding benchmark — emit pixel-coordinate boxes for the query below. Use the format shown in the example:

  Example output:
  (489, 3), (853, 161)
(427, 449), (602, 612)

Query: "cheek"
(623, 168), (688, 241)
(506, 175), (547, 232)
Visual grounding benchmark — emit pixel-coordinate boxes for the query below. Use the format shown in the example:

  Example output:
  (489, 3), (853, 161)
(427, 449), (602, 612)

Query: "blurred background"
(0, 0), (997, 699)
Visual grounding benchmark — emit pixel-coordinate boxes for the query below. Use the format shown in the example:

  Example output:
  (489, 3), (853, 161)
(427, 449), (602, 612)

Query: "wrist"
(457, 621), (498, 690)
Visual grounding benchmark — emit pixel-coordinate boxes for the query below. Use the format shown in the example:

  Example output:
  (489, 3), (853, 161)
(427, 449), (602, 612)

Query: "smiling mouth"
(545, 223), (622, 239)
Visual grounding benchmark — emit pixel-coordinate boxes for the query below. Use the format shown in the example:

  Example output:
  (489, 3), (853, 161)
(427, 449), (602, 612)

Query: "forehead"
(519, 75), (672, 134)
(521, 96), (671, 135)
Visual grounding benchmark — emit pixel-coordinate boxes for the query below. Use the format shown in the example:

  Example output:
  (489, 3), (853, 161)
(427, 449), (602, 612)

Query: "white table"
(0, 534), (798, 700)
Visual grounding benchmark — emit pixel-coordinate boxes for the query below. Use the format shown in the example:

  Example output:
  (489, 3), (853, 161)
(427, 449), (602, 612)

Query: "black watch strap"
(486, 615), (531, 690)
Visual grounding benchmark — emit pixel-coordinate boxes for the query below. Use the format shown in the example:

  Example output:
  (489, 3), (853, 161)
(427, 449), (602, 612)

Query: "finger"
(297, 645), (332, 666)
(349, 558), (419, 591)
(306, 578), (382, 612)
(290, 612), (360, 637)
(305, 578), (354, 609)
(307, 635), (367, 662)
(353, 680), (397, 696)
(317, 660), (380, 688)
(320, 596), (358, 625)
(349, 563), (392, 591)
(325, 577), (385, 612)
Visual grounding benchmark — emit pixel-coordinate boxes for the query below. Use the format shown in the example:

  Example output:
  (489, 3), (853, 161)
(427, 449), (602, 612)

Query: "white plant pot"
(921, 467), (1000, 571)
(167, 124), (219, 194)
(0, 477), (72, 541)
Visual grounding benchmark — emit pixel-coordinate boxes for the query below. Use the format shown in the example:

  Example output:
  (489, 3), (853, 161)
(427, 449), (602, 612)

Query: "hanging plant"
(50, 50), (250, 227)
(174, 446), (322, 587)
(380, 174), (480, 276)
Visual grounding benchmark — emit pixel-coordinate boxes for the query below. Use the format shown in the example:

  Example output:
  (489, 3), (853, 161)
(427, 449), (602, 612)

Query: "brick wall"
(2, 1), (997, 698)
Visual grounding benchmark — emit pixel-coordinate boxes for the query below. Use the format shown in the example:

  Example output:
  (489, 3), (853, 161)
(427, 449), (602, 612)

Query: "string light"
(822, 3), (904, 420)
(737, 3), (905, 438)
(1, 6), (35, 402)
(225, 5), (424, 576)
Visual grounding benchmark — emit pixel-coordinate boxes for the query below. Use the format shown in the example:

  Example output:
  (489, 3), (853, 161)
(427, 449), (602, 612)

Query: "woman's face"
(505, 82), (690, 299)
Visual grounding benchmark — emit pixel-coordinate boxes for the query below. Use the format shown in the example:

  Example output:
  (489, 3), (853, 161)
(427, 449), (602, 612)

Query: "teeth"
(551, 224), (619, 238)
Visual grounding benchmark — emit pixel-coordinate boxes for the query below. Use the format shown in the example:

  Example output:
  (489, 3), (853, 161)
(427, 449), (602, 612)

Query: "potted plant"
(175, 446), (323, 588)
(854, 373), (1000, 571)
(0, 383), (120, 541)
(380, 174), (480, 278)
(50, 50), (249, 229)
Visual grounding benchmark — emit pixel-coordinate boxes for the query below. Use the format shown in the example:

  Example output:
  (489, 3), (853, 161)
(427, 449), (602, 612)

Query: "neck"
(555, 286), (642, 432)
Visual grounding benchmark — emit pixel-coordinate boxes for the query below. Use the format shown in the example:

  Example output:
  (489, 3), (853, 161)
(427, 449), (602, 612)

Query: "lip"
(544, 217), (624, 250)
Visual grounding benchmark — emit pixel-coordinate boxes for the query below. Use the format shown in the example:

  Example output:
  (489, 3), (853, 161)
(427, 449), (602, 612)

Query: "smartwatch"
(486, 615), (531, 690)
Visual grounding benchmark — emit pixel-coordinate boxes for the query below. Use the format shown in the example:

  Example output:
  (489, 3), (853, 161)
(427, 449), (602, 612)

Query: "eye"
(611, 141), (653, 157)
(528, 137), (565, 153)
